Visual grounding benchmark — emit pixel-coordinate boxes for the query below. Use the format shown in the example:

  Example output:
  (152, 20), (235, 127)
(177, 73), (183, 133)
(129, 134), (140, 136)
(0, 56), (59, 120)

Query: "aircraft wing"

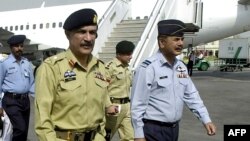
(238, 0), (250, 5)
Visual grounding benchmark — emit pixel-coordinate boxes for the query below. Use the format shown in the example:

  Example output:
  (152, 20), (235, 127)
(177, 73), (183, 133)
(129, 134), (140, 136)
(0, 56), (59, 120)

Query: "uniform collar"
(9, 53), (26, 63)
(65, 49), (98, 70)
(114, 57), (126, 67)
(156, 50), (178, 67)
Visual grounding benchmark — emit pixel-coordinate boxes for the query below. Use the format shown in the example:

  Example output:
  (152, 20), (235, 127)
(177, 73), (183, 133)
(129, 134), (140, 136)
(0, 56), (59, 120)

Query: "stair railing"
(93, 0), (131, 56)
(130, 0), (176, 69)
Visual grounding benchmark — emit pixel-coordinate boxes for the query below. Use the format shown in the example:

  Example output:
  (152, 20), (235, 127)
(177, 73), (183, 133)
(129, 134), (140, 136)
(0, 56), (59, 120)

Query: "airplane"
(0, 0), (113, 53)
(0, 0), (250, 68)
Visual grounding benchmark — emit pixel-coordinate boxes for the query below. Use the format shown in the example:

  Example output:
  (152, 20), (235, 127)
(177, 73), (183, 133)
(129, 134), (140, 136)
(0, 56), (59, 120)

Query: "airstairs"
(95, 0), (201, 68)
(98, 18), (148, 63)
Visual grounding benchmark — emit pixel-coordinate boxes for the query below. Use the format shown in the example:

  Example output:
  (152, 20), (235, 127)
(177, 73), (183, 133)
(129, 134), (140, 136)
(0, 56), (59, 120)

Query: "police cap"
(63, 8), (98, 30)
(116, 40), (135, 54)
(7, 35), (26, 46)
(157, 19), (186, 37)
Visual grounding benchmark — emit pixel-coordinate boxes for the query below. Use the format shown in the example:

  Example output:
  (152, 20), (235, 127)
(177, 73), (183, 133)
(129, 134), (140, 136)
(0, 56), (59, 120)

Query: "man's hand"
(204, 122), (216, 136)
(0, 108), (3, 117)
(105, 105), (119, 116)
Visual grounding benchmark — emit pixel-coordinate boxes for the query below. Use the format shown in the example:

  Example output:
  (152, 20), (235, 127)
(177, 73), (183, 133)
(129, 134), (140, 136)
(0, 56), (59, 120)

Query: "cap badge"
(93, 15), (98, 24)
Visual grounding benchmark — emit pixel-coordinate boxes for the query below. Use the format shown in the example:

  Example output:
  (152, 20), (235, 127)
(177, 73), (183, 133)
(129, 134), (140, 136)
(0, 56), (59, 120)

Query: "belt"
(110, 97), (130, 104)
(4, 92), (28, 99)
(55, 129), (97, 141)
(143, 119), (178, 128)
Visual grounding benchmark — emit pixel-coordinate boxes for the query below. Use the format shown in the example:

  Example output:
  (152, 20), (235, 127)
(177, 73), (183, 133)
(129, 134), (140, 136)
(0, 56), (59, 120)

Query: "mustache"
(80, 41), (93, 46)
(16, 50), (23, 53)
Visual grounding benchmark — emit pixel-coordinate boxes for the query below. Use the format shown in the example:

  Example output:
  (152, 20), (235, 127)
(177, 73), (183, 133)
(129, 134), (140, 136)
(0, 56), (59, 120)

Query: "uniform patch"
(159, 76), (168, 79)
(64, 70), (76, 82)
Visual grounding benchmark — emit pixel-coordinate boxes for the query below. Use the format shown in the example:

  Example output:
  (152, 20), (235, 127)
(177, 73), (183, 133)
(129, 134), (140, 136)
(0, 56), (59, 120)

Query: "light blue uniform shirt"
(0, 54), (35, 107)
(131, 50), (211, 138)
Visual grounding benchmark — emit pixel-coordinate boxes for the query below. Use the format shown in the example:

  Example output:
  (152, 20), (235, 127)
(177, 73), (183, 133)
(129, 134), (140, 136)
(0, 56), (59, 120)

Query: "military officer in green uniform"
(34, 8), (114, 141)
(105, 40), (135, 141)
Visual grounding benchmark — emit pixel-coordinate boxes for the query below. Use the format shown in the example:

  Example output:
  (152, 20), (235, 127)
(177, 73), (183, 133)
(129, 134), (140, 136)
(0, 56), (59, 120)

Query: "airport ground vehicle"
(193, 58), (210, 71)
(216, 38), (250, 71)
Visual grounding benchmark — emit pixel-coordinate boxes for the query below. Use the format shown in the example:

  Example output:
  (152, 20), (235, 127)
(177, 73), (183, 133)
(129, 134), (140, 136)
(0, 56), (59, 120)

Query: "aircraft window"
(15, 25), (18, 31)
(40, 23), (43, 29)
(5, 27), (8, 30)
(59, 22), (63, 27)
(26, 25), (29, 30)
(10, 26), (13, 31)
(33, 24), (36, 29)
(46, 23), (50, 28)
(52, 22), (56, 28)
(20, 25), (24, 30)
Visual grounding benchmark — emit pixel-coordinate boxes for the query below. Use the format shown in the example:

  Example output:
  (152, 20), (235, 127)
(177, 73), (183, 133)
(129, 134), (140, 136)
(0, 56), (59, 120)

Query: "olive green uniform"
(105, 58), (134, 141)
(35, 49), (111, 141)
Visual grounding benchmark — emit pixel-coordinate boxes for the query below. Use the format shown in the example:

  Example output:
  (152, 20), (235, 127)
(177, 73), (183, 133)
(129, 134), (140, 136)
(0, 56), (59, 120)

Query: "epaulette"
(140, 60), (152, 68)
(0, 55), (9, 63)
(98, 59), (105, 65)
(0, 58), (7, 63)
(105, 61), (113, 69)
(44, 52), (65, 65)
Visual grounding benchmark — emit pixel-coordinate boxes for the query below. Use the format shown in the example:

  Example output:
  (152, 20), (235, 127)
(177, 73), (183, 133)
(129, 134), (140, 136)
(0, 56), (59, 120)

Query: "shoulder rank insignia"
(105, 61), (113, 69)
(141, 60), (151, 68)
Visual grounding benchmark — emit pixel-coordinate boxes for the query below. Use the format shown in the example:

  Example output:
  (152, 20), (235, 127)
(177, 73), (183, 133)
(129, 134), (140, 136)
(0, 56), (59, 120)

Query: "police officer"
(0, 35), (35, 141)
(34, 8), (113, 141)
(130, 19), (216, 141)
(105, 40), (135, 141)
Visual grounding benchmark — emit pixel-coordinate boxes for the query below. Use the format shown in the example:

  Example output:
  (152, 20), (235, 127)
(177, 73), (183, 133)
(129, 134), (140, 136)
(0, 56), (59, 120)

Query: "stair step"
(104, 41), (138, 47)
(98, 19), (148, 62)
(116, 24), (146, 28)
(110, 32), (142, 37)
(107, 37), (139, 42)
(113, 27), (145, 32)
(121, 19), (148, 24)
(101, 48), (116, 52)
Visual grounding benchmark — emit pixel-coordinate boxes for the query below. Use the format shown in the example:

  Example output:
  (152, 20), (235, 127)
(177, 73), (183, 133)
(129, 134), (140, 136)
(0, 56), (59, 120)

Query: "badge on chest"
(64, 70), (76, 82)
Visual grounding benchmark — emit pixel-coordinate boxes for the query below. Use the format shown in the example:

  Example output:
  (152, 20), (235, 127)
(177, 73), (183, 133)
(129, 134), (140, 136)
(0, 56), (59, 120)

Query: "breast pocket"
(95, 78), (109, 88)
(58, 80), (82, 99)
(7, 68), (17, 79)
(24, 69), (31, 78)
(150, 78), (172, 99)
(116, 73), (124, 80)
(60, 80), (81, 90)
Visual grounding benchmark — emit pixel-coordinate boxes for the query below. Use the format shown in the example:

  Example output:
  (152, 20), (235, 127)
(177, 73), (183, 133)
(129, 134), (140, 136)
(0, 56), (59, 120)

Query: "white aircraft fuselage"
(0, 0), (250, 51)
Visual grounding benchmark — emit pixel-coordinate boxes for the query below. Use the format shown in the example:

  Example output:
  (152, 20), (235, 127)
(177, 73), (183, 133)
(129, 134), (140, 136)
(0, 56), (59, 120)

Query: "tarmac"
(27, 68), (250, 141)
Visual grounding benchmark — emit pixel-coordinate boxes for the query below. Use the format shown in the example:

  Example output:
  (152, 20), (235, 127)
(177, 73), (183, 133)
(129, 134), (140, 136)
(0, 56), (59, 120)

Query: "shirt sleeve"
(130, 66), (151, 138)
(34, 62), (57, 140)
(0, 62), (4, 108)
(28, 62), (35, 96)
(183, 78), (211, 124)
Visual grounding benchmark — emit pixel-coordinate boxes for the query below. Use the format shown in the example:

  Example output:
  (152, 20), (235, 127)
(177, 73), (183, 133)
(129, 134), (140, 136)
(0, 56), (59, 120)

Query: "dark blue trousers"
(143, 120), (179, 141)
(2, 95), (30, 141)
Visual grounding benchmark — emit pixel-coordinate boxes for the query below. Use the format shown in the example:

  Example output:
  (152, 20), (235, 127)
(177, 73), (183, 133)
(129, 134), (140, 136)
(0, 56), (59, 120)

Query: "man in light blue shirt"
(0, 35), (34, 141)
(131, 19), (216, 141)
